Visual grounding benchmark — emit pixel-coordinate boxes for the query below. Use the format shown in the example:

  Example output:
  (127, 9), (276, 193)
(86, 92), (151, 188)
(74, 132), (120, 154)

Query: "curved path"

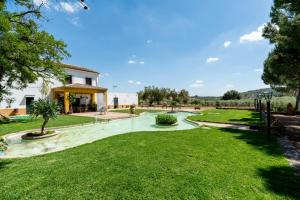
(195, 121), (253, 131)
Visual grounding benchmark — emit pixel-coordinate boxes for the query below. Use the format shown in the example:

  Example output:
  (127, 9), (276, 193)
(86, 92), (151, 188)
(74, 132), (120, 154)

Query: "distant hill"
(190, 88), (285, 100)
(240, 88), (284, 99)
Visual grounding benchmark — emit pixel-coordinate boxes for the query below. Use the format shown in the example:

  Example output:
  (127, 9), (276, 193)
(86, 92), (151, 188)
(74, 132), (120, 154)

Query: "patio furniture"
(99, 106), (107, 115)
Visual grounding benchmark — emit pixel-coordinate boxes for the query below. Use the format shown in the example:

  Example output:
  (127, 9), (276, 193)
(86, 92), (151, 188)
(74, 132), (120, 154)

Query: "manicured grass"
(188, 109), (262, 125)
(1, 128), (299, 199)
(0, 115), (95, 137)
(110, 108), (162, 115)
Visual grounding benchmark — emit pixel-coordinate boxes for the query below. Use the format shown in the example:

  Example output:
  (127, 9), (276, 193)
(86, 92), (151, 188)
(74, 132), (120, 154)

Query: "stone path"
(196, 121), (253, 131)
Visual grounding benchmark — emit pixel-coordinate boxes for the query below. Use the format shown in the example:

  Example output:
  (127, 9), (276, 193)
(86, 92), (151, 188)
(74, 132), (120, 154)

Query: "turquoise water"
(3, 112), (198, 158)
(9, 115), (32, 120)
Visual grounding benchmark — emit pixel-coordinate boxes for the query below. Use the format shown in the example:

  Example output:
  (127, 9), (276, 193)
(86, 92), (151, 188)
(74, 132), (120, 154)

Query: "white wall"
(108, 92), (138, 106)
(0, 68), (100, 109)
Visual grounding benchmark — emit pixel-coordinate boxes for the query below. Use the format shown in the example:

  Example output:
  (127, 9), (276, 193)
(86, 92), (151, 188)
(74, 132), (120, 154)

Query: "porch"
(52, 83), (108, 114)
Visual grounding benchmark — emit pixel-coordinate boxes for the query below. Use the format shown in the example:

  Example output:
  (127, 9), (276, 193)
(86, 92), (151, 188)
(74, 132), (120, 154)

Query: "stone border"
(21, 131), (58, 140)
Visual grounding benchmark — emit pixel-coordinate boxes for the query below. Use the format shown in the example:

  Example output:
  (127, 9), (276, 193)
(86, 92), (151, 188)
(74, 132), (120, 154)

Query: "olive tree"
(30, 99), (60, 134)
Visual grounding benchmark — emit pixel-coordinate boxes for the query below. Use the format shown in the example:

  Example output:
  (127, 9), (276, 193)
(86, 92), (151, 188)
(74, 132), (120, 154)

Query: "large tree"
(0, 0), (70, 100)
(262, 0), (300, 111)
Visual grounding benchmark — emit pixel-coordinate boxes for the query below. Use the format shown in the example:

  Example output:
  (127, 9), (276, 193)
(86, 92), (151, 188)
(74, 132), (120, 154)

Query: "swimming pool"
(2, 112), (198, 158)
(9, 115), (32, 120)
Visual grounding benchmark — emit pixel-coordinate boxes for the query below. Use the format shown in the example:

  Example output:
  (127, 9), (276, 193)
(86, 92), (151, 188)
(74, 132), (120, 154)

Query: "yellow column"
(91, 93), (97, 104)
(64, 91), (69, 114)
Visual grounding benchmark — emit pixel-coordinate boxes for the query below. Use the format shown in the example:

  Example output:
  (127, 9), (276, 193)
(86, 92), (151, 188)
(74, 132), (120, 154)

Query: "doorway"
(25, 97), (34, 114)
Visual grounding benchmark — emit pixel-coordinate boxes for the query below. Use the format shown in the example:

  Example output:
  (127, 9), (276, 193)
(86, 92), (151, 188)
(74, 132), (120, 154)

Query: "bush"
(156, 114), (177, 125)
(222, 90), (241, 100)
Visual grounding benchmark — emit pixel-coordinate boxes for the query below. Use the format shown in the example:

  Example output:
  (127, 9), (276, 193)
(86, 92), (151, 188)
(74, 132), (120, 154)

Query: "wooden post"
(259, 99), (262, 121)
(267, 101), (271, 140)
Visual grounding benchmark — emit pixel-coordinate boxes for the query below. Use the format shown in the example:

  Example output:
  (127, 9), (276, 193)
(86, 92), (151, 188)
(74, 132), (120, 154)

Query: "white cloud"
(190, 80), (204, 88)
(33, 0), (50, 8)
(54, 2), (82, 13)
(128, 60), (136, 64)
(128, 80), (142, 85)
(240, 24), (266, 43)
(254, 68), (263, 73)
(206, 57), (220, 63)
(224, 41), (231, 48)
(128, 55), (145, 65)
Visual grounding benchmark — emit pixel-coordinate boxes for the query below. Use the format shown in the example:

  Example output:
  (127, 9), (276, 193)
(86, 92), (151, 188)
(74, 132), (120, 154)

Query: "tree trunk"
(295, 89), (300, 112)
(41, 118), (49, 134)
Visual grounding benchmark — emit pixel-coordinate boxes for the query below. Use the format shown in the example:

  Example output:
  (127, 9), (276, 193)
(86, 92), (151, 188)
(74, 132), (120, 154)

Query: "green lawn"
(110, 108), (162, 115)
(188, 109), (262, 125)
(0, 115), (95, 137)
(0, 128), (299, 199)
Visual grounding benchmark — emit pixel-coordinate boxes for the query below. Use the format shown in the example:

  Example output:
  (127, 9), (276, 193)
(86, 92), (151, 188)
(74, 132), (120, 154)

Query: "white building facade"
(107, 92), (138, 108)
(0, 64), (108, 116)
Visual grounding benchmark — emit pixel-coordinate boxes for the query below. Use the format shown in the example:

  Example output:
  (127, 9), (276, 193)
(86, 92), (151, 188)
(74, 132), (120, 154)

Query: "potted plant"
(68, 93), (77, 114)
(130, 104), (136, 114)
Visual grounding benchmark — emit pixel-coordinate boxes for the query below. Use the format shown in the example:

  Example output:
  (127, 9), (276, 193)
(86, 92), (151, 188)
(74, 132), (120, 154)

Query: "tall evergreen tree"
(262, 0), (300, 111)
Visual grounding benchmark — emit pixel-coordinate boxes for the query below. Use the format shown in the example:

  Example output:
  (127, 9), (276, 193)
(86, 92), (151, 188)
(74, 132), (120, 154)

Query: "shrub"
(0, 137), (7, 151)
(156, 114), (177, 125)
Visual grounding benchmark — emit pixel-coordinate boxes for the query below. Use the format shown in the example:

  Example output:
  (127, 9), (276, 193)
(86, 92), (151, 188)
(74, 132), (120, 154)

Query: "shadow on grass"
(258, 166), (300, 199)
(0, 160), (12, 170)
(218, 128), (282, 157)
(228, 112), (262, 125)
(0, 119), (35, 125)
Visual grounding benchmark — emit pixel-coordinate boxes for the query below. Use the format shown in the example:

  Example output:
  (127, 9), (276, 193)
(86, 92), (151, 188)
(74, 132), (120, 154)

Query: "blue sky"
(30, 0), (273, 96)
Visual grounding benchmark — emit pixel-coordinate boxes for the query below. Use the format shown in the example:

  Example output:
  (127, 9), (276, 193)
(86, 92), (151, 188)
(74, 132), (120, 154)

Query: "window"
(86, 77), (92, 85)
(66, 75), (72, 84)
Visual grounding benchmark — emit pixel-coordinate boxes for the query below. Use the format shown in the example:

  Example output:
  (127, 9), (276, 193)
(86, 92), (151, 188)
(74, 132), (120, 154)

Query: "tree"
(178, 89), (189, 104)
(0, 0), (70, 101)
(30, 99), (60, 134)
(222, 90), (241, 100)
(5, 97), (15, 108)
(262, 0), (300, 111)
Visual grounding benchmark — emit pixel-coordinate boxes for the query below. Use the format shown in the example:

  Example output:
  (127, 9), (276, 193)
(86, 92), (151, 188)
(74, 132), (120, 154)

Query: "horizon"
(15, 0), (273, 96)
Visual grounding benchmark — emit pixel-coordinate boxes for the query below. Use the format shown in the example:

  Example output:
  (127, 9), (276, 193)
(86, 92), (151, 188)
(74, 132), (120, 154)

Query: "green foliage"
(0, 1), (70, 100)
(222, 90), (241, 100)
(0, 137), (7, 151)
(262, 0), (300, 110)
(30, 99), (60, 134)
(155, 114), (177, 125)
(139, 86), (189, 106)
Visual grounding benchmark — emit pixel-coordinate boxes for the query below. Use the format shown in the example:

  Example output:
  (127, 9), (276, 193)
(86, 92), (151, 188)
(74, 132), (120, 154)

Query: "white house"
(107, 92), (138, 108)
(0, 64), (108, 116)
